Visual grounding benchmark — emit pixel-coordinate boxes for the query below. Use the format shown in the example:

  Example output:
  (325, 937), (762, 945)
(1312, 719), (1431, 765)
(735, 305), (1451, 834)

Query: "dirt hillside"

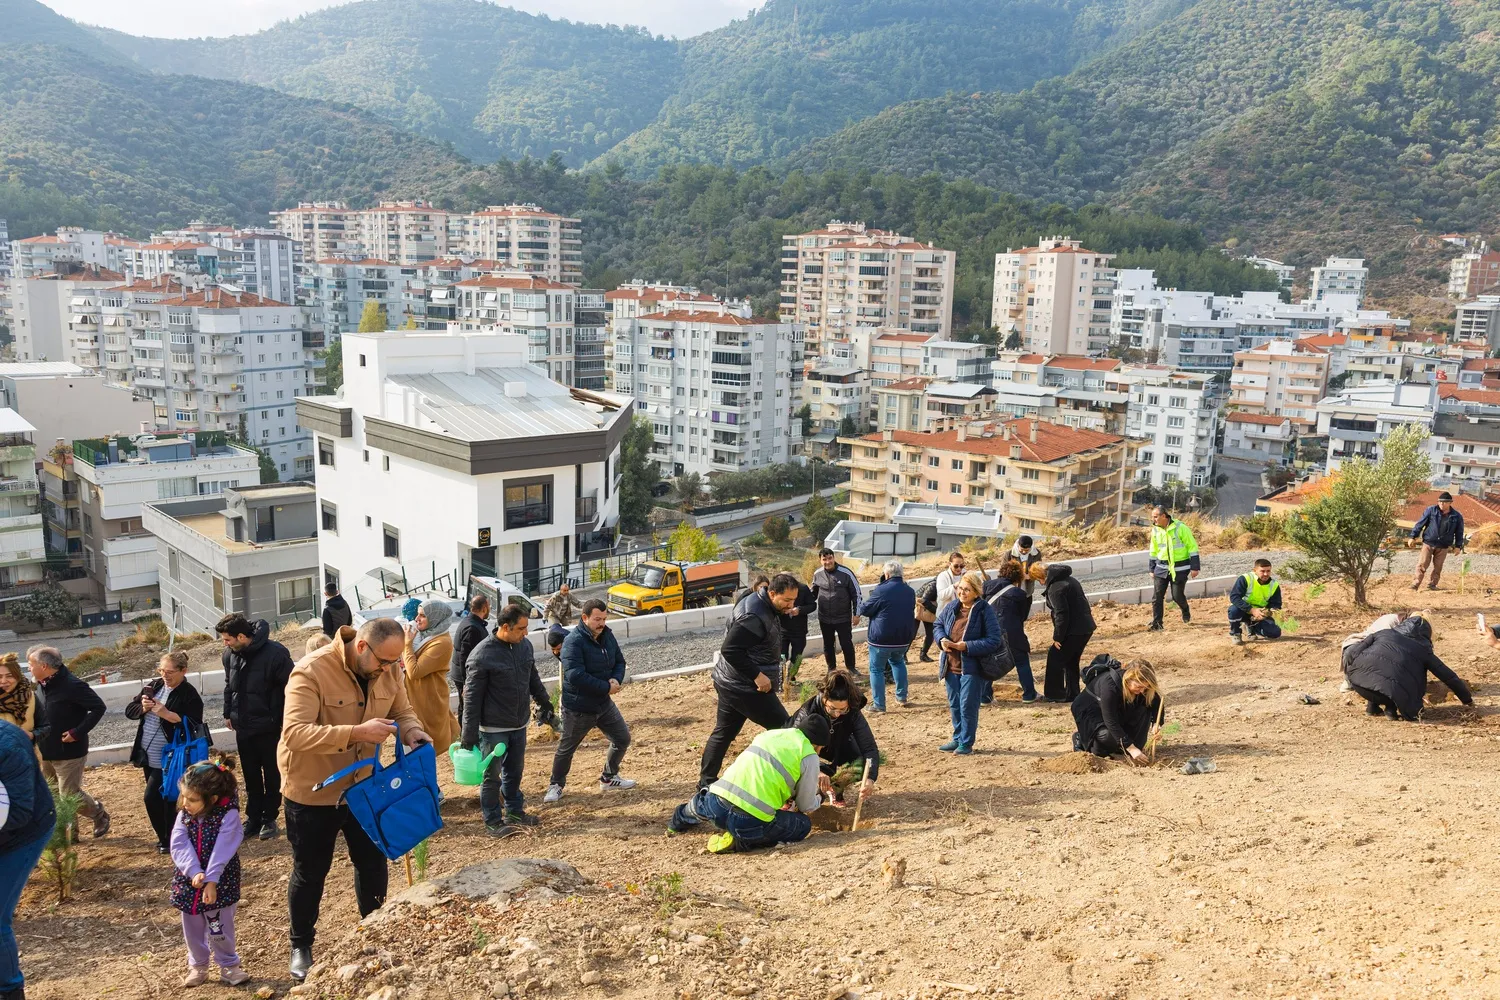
(16, 573), (1500, 1000)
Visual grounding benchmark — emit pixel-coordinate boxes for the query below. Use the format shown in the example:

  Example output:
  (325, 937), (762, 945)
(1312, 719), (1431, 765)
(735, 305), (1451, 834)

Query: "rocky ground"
(17, 571), (1500, 1000)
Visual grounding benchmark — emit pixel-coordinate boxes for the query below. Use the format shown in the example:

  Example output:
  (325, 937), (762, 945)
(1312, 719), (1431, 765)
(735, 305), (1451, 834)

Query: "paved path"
(1215, 458), (1267, 518)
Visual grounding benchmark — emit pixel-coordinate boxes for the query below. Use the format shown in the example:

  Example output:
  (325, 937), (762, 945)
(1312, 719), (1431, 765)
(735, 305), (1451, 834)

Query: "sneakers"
(182, 967), (209, 987)
(1409, 582), (1421, 591)
(486, 824), (519, 839)
(706, 831), (737, 854)
(1181, 609), (1192, 624)
(938, 740), (959, 753)
(258, 822), (279, 841)
(220, 966), (251, 987)
(600, 775), (637, 791)
(1021, 692), (1039, 704)
(91, 805), (111, 839)
(1072, 732), (1085, 752)
(506, 811), (541, 828)
(895, 699), (910, 708)
(1146, 622), (1164, 632)
(542, 784), (564, 804)
(1365, 702), (1384, 716)
(953, 744), (973, 756)
(1230, 634), (1244, 646)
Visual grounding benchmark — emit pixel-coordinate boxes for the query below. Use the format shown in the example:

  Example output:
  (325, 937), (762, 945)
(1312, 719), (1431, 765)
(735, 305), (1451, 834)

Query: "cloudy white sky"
(43, 0), (758, 39)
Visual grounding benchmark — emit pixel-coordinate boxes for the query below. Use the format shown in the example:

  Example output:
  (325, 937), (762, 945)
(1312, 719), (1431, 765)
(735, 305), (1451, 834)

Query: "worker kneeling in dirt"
(1228, 559), (1282, 646)
(668, 714), (831, 854)
(1343, 613), (1473, 721)
(1071, 658), (1163, 763)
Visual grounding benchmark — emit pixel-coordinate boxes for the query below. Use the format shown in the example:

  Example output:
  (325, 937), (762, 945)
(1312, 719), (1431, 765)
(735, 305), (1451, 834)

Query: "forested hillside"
(805, 0), (1500, 268)
(90, 0), (678, 164)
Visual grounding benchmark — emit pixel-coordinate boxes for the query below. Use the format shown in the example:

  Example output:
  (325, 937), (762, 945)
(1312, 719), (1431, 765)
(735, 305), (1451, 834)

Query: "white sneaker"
(543, 784), (564, 804)
(600, 775), (637, 791)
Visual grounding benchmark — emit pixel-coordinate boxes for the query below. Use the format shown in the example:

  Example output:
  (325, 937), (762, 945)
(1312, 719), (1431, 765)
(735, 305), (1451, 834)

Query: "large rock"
(365, 858), (587, 925)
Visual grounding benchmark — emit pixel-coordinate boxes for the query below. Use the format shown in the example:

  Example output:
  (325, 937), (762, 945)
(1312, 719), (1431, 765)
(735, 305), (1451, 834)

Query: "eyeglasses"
(825, 705), (850, 717)
(372, 653), (402, 669)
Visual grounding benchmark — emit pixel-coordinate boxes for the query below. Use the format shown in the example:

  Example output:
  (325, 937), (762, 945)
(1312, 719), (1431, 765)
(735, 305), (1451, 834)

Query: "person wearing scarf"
(0, 653), (43, 742)
(402, 601), (459, 750)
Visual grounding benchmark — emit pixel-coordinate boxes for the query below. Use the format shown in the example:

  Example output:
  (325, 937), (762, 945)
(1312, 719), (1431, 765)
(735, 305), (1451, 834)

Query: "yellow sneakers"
(706, 831), (736, 854)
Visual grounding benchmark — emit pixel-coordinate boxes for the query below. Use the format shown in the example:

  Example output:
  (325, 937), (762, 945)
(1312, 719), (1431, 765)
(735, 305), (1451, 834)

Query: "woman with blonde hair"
(0, 652), (42, 737)
(1071, 658), (1162, 762)
(933, 569), (1004, 755)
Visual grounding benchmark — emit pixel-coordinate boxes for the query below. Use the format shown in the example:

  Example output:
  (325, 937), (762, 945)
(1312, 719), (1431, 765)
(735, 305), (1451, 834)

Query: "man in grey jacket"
(812, 549), (862, 676)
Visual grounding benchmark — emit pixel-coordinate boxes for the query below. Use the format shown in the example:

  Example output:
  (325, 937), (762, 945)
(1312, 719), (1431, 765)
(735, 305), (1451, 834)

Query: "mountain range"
(2, 0), (1492, 294)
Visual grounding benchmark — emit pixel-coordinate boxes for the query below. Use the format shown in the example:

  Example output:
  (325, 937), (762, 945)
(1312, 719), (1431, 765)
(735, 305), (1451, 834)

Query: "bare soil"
(17, 574), (1500, 1000)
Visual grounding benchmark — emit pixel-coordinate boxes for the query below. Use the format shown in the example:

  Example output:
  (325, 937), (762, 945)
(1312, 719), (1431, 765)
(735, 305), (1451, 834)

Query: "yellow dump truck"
(606, 559), (743, 616)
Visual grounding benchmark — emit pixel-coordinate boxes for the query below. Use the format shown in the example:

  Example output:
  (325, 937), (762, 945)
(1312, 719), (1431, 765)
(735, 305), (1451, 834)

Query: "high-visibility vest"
(1240, 574), (1280, 608)
(1149, 519), (1199, 571)
(710, 728), (813, 822)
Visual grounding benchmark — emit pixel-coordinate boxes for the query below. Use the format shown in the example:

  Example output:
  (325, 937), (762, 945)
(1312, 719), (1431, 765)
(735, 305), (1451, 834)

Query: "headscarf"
(0, 653), (31, 722)
(412, 600), (454, 653)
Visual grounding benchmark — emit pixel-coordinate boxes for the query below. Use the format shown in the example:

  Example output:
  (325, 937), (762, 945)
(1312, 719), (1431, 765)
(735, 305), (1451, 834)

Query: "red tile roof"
(880, 377), (933, 391)
(453, 275), (573, 291)
(1298, 334), (1348, 349)
(157, 288), (287, 308)
(109, 276), (186, 294)
(1226, 411), (1289, 426)
(140, 241), (209, 252)
(604, 287), (715, 303)
(1437, 385), (1500, 404)
(315, 257), (397, 266)
(873, 334), (932, 344)
(638, 310), (775, 326)
(1267, 481), (1500, 527)
(862, 419), (1123, 463)
(471, 206), (570, 220)
(38, 265), (124, 282)
(16, 235), (63, 244)
(1461, 358), (1500, 372)
(1008, 354), (1048, 365)
(1045, 356), (1120, 371)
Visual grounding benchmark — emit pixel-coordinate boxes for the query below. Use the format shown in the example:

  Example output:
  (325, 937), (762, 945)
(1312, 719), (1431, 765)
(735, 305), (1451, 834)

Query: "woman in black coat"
(1344, 615), (1473, 720)
(1043, 563), (1095, 703)
(989, 559), (1038, 702)
(124, 650), (205, 851)
(1072, 659), (1162, 761)
(788, 669), (879, 804)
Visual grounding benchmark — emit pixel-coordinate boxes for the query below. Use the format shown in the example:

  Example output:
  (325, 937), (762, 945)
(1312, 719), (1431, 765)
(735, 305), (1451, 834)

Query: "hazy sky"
(43, 0), (758, 39)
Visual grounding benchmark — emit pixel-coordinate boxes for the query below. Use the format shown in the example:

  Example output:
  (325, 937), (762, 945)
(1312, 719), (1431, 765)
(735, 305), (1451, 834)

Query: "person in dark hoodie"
(545, 600), (635, 802)
(698, 573), (801, 789)
(989, 559), (1038, 702)
(218, 613), (295, 839)
(320, 584), (353, 638)
(1071, 659), (1163, 761)
(449, 593), (491, 728)
(1344, 613), (1473, 720)
(788, 669), (879, 803)
(1043, 563), (1095, 703)
(778, 578), (818, 681)
(858, 560), (917, 711)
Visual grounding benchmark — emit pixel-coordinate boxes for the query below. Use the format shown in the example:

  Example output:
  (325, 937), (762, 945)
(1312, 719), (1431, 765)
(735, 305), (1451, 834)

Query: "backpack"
(1081, 653), (1120, 688)
(311, 725), (443, 860)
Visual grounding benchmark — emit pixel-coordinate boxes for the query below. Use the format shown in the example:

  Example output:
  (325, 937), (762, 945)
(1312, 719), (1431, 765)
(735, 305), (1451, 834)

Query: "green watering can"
(448, 741), (506, 786)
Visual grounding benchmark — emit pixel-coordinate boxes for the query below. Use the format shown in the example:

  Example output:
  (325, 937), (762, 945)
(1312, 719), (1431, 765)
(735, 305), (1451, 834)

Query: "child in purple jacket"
(169, 758), (248, 987)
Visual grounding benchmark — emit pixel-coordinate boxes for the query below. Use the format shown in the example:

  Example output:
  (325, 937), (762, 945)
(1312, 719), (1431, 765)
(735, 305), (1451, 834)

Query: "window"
(1167, 416), (1185, 429)
(363, 449), (369, 463)
(277, 577), (316, 619)
(1165, 454), (1181, 466)
(950, 459), (963, 471)
(320, 502), (337, 533)
(168, 548), (180, 582)
(324, 566), (340, 592)
(1147, 394), (1160, 406)
(1169, 396), (1186, 408)
(359, 355), (367, 367)
(1022, 468), (1040, 480)
(318, 439), (335, 467)
(503, 479), (552, 529)
(1165, 435), (1183, 448)
(212, 575), (230, 611)
(926, 480), (938, 491)
(928, 456), (940, 468)
(1141, 451), (1154, 463)
(383, 455), (390, 472)
(382, 524), (400, 559)
(950, 483), (962, 494)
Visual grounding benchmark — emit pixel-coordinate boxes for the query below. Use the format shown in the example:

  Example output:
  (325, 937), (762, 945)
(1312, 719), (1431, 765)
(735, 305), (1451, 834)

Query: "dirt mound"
(1035, 751), (1110, 774)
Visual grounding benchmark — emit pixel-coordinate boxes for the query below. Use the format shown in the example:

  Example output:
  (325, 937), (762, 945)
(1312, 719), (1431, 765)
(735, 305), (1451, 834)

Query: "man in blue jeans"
(668, 713), (831, 853)
(858, 560), (917, 711)
(460, 604), (557, 838)
(0, 718), (55, 1000)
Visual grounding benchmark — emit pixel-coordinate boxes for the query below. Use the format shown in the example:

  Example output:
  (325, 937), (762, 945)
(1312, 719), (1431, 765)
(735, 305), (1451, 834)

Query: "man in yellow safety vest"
(667, 714), (831, 854)
(1228, 558), (1282, 646)
(1147, 506), (1200, 632)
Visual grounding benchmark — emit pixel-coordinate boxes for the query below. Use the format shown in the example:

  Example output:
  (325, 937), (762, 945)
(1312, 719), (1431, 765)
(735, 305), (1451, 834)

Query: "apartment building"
(143, 482), (321, 632)
(11, 228), (141, 279)
(920, 340), (993, 384)
(357, 200), (450, 267)
(1244, 256), (1295, 288)
(1309, 256), (1368, 305)
(0, 218), (10, 330)
(574, 289), (608, 391)
(0, 362), (155, 454)
(837, 419), (1130, 533)
(1456, 296), (1500, 348)
(989, 353), (1132, 435)
(615, 309), (801, 477)
(40, 442), (84, 575)
(1222, 412), (1295, 465)
(453, 275), (584, 386)
(271, 202), (359, 261)
(1314, 381), (1434, 473)
(873, 377), (998, 433)
(992, 237), (1116, 356)
(453, 205), (584, 285)
(72, 432), (261, 606)
(1228, 340), (1331, 433)
(1432, 385), (1500, 489)
(1119, 367), (1216, 487)
(190, 228), (300, 303)
(11, 263), (125, 362)
(296, 330), (629, 598)
(804, 366), (869, 459)
(780, 221), (956, 361)
(1449, 247), (1500, 299)
(302, 258), (419, 340)
(0, 410), (47, 595)
(605, 282), (743, 390)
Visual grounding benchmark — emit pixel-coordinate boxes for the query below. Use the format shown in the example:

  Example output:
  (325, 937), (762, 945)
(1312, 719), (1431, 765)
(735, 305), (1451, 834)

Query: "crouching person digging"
(668, 714), (832, 854)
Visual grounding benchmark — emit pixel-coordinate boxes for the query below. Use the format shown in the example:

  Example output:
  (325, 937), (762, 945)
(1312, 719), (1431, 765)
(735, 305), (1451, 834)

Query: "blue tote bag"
(311, 726), (443, 860)
(159, 719), (212, 803)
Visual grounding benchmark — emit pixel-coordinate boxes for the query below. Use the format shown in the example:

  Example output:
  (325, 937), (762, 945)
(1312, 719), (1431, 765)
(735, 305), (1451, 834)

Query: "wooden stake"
(849, 758), (872, 832)
(403, 854), (414, 887)
(1146, 695), (1167, 764)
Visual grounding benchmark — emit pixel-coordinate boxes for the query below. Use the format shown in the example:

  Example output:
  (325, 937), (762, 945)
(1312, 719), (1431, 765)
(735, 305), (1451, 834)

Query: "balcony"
(840, 496), (888, 517)
(575, 492), (598, 526)
(1003, 500), (1072, 521)
(0, 480), (39, 495)
(843, 452), (886, 472)
(899, 485), (923, 501)
(0, 445), (35, 464)
(0, 513), (43, 532)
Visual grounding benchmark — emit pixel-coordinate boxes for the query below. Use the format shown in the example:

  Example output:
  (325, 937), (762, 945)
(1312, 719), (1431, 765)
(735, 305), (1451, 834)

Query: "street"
(1216, 458), (1269, 518)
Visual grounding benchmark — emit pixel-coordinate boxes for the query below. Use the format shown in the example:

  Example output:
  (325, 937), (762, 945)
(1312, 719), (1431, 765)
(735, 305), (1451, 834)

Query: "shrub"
(743, 532), (768, 546)
(69, 647), (119, 673)
(762, 516), (791, 544)
(39, 787), (82, 902)
(10, 585), (79, 629)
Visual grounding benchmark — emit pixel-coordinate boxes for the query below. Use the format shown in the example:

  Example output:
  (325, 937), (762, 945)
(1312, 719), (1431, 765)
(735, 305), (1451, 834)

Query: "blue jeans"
(479, 728), (527, 826)
(671, 788), (812, 851)
(1, 826), (50, 993)
(1228, 608), (1282, 638)
(1013, 648), (1037, 699)
(867, 646), (909, 710)
(944, 672), (983, 748)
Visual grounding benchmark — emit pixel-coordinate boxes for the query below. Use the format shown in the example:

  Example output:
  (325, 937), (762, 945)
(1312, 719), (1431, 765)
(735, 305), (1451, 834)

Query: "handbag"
(976, 637), (1015, 682)
(311, 726), (443, 860)
(159, 719), (212, 803)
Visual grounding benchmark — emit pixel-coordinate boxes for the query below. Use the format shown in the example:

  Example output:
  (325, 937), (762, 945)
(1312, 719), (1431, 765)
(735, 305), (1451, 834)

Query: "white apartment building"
(297, 330), (629, 599)
(72, 432), (261, 605)
(605, 282), (738, 390)
(1456, 296), (1500, 348)
(0, 409), (47, 594)
(1310, 256), (1368, 305)
(356, 200), (449, 267)
(1229, 340), (1331, 434)
(920, 340), (993, 384)
(1315, 381), (1434, 473)
(1244, 256), (1295, 288)
(11, 263), (125, 362)
(1223, 412), (1294, 465)
(302, 258), (419, 340)
(0, 362), (155, 454)
(780, 221), (955, 361)
(1432, 385), (1500, 488)
(270, 202), (359, 261)
(202, 229), (300, 303)
(11, 229), (141, 279)
(873, 377), (998, 433)
(1120, 367), (1216, 488)
(453, 205), (584, 286)
(616, 309), (802, 477)
(992, 237), (1116, 356)
(804, 366), (868, 460)
(454, 275), (583, 386)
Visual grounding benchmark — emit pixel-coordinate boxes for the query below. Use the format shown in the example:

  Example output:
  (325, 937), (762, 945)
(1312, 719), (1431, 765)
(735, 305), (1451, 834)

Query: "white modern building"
(302, 258), (419, 340)
(10, 263), (126, 362)
(1244, 256), (1295, 288)
(1432, 384), (1500, 489)
(1309, 257), (1368, 306)
(1314, 381), (1434, 473)
(1455, 296), (1500, 348)
(992, 237), (1116, 356)
(615, 308), (802, 477)
(452, 205), (584, 286)
(72, 432), (262, 606)
(1121, 367), (1216, 488)
(296, 329), (630, 601)
(0, 409), (47, 595)
(1222, 412), (1294, 464)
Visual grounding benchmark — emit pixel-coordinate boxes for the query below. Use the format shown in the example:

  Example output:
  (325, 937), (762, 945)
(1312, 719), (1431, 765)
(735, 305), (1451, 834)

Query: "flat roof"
(0, 409), (37, 435)
(178, 512), (255, 553)
(0, 362), (88, 378)
(387, 366), (621, 441)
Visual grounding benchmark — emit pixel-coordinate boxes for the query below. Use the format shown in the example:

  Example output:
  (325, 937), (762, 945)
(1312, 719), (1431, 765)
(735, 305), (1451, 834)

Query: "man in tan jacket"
(278, 618), (429, 981)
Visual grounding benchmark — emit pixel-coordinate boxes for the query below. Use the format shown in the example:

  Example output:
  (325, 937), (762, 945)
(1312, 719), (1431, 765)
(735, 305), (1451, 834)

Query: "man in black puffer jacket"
(219, 614), (295, 839)
(1043, 564), (1095, 703)
(320, 584), (353, 637)
(461, 604), (556, 836)
(450, 593), (491, 727)
(1344, 614), (1473, 720)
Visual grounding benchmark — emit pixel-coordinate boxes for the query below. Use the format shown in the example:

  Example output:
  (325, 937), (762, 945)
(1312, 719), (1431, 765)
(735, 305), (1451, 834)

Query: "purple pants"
(182, 903), (240, 970)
